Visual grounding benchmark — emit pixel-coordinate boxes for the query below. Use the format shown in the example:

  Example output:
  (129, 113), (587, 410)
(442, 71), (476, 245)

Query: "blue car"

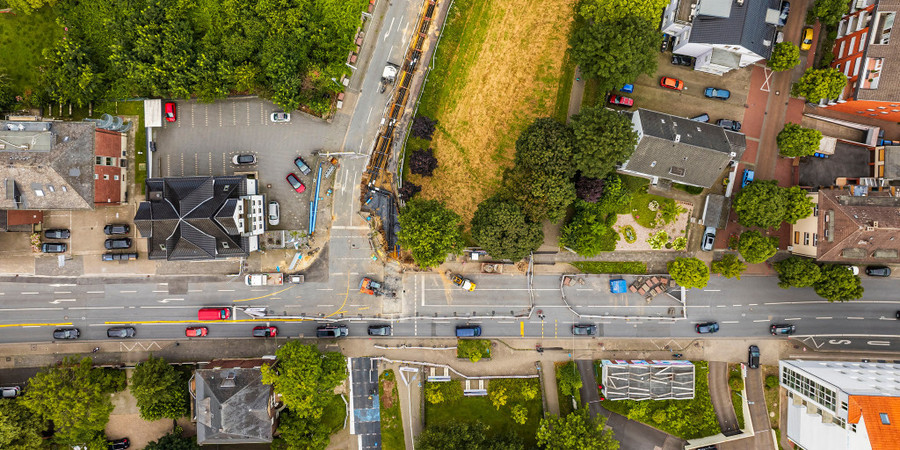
(704, 87), (730, 100)
(742, 169), (755, 188)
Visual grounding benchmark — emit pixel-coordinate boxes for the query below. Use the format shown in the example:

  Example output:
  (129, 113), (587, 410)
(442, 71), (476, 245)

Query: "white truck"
(245, 273), (284, 286)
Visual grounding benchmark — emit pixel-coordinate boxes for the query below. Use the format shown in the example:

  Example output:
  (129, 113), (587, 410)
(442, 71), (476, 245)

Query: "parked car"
(695, 322), (719, 334)
(741, 168), (755, 188)
(368, 324), (392, 336)
(41, 243), (67, 253)
(778, 1), (790, 26)
(252, 326), (278, 337)
(165, 103), (176, 122)
(44, 229), (70, 239)
(704, 87), (731, 100)
(0, 386), (20, 398)
(608, 94), (634, 107)
(865, 266), (892, 277)
(232, 154), (257, 165)
(108, 438), (130, 450)
(717, 119), (742, 132)
(660, 34), (672, 52)
(316, 325), (349, 338)
(105, 238), (132, 250)
(659, 76), (684, 90)
(770, 323), (796, 335)
(53, 328), (80, 340)
(185, 327), (208, 337)
(572, 324), (597, 336)
(847, 265), (860, 276)
(690, 113), (710, 122)
(701, 226), (716, 251)
(104, 224), (130, 235)
(286, 173), (306, 193)
(620, 84), (634, 93)
(102, 253), (138, 261)
(266, 201), (280, 226)
(671, 54), (693, 66)
(293, 157), (312, 175)
(748, 345), (760, 369)
(271, 112), (290, 122)
(107, 327), (136, 338)
(801, 27), (814, 51)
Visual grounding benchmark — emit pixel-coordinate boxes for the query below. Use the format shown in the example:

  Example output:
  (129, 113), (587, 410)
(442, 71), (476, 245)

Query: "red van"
(198, 307), (230, 320)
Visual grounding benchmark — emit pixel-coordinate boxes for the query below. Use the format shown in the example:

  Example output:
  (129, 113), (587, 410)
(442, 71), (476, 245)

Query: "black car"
(572, 324), (597, 336)
(770, 323), (796, 335)
(105, 238), (132, 250)
(316, 325), (349, 338)
(367, 324), (392, 336)
(695, 322), (719, 334)
(778, 1), (790, 26)
(108, 438), (130, 450)
(865, 266), (891, 277)
(104, 224), (131, 235)
(294, 157), (312, 175)
(44, 229), (71, 239)
(107, 327), (136, 338)
(53, 328), (80, 340)
(716, 119), (742, 132)
(41, 243), (67, 253)
(671, 54), (693, 66)
(748, 345), (760, 369)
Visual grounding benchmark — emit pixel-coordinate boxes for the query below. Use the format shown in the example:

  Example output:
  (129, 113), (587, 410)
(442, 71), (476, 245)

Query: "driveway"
(708, 361), (741, 435)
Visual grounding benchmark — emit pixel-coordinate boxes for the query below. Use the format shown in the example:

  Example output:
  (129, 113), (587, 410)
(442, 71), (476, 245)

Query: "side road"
(708, 361), (741, 435)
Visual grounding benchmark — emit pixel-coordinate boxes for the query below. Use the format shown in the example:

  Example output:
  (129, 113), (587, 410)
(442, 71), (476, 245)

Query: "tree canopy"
(471, 196), (543, 261)
(814, 264), (864, 302)
(571, 105), (639, 179)
(782, 186), (815, 224)
(515, 118), (575, 179)
(5, 0), (57, 14)
(0, 399), (45, 450)
(144, 427), (199, 450)
(571, 16), (661, 94)
(560, 201), (619, 257)
(733, 181), (813, 228)
(667, 257), (710, 289)
(409, 149), (439, 176)
(130, 355), (189, 421)
(777, 123), (823, 157)
(737, 230), (778, 264)
(416, 421), (523, 450)
(711, 254), (747, 280)
(767, 42), (801, 71)
(774, 256), (822, 288)
(505, 167), (577, 223)
(536, 409), (620, 450)
(578, 0), (669, 26)
(575, 177), (606, 203)
(262, 342), (346, 414)
(397, 198), (464, 268)
(812, 0), (853, 26)
(792, 68), (848, 103)
(556, 362), (583, 398)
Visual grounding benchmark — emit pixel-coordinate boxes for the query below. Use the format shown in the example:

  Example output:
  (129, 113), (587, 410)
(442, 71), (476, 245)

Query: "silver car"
(268, 201), (280, 226)
(701, 226), (716, 251)
(270, 112), (291, 123)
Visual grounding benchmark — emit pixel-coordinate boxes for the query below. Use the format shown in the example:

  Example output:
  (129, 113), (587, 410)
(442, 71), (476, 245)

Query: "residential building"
(619, 109), (746, 188)
(133, 176), (265, 261)
(94, 129), (127, 206)
(193, 360), (275, 445)
(661, 0), (781, 75)
(601, 360), (695, 401)
(781, 360), (900, 450)
(825, 0), (900, 122)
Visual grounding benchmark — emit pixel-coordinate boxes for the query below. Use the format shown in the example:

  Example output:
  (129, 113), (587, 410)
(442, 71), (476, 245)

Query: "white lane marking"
(317, 288), (334, 291)
(732, 304), (742, 307)
(54, 291), (71, 294)
(0, 307), (64, 311)
(748, 303), (758, 306)
(816, 317), (833, 320)
(189, 289), (203, 293)
(753, 319), (769, 322)
(384, 18), (395, 40)
(120, 290), (137, 294)
(785, 318), (802, 320)
(21, 292), (39, 295)
(87, 291), (104, 294)
(703, 289), (721, 292)
(153, 290), (167, 293)
(716, 305), (727, 308)
(722, 321), (739, 324)
(868, 341), (891, 346)
(217, 289), (235, 292)
(49, 299), (76, 304)
(69, 306), (124, 310)
(317, 304), (335, 307)
(847, 317), (865, 320)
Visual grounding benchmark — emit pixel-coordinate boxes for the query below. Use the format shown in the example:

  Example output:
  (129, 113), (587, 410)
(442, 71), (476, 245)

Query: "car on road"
(107, 327), (136, 338)
(105, 238), (132, 250)
(252, 326), (278, 337)
(1, 386), (20, 398)
(198, 307), (230, 320)
(108, 438), (130, 450)
(294, 157), (312, 175)
(865, 265), (891, 277)
(41, 242), (67, 253)
(232, 154), (257, 165)
(695, 322), (719, 334)
(741, 168), (755, 188)
(368, 324), (392, 336)
(701, 226), (716, 251)
(268, 201), (280, 226)
(455, 325), (482, 337)
(748, 345), (760, 369)
(778, 1), (790, 26)
(716, 119), (742, 132)
(671, 54), (693, 66)
(572, 324), (597, 336)
(659, 76), (684, 90)
(165, 102), (176, 122)
(801, 27), (814, 51)
(286, 173), (306, 193)
(104, 224), (130, 235)
(704, 87), (731, 100)
(44, 229), (70, 239)
(690, 113), (710, 122)
(316, 325), (348, 338)
(270, 112), (291, 123)
(770, 323), (796, 335)
(53, 328), (80, 340)
(608, 94), (634, 107)
(185, 327), (208, 337)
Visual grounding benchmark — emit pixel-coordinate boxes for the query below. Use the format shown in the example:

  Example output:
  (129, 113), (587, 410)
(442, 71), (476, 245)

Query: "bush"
(457, 339), (491, 362)
(557, 362), (582, 397)
(510, 404), (528, 425)
(765, 375), (779, 390)
(489, 386), (508, 410)
(572, 261), (646, 274)
(398, 181), (421, 201)
(647, 230), (669, 250)
(622, 225), (637, 243)
(409, 149), (438, 176)
(411, 115), (437, 140)
(426, 382), (445, 404)
(729, 375), (744, 392)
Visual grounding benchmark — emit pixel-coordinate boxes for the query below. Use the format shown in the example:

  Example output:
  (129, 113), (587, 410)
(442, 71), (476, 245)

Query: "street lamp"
(734, 391), (755, 405)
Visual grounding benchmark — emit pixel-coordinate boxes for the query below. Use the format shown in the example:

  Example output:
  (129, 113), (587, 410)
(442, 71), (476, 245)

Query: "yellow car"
(801, 27), (814, 51)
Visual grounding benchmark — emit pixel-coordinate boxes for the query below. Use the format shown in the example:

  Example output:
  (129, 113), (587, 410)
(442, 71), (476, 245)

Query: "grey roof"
(622, 109), (745, 188)
(689, 0), (780, 58)
(195, 367), (273, 445)
(884, 146), (900, 179)
(134, 176), (251, 261)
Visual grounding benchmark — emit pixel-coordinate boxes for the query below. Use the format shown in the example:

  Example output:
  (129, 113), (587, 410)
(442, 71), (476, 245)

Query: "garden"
(611, 176), (693, 251)
(379, 370), (406, 450)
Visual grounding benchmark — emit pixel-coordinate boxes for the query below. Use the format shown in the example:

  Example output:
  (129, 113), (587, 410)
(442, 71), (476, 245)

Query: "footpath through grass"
(379, 370), (405, 450)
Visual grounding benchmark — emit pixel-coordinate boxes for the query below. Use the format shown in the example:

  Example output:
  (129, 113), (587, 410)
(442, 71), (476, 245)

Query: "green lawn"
(571, 261), (647, 274)
(629, 190), (677, 229)
(732, 391), (745, 430)
(0, 6), (62, 96)
(322, 393), (346, 436)
(456, 339), (491, 362)
(379, 370), (406, 450)
(581, 78), (603, 109)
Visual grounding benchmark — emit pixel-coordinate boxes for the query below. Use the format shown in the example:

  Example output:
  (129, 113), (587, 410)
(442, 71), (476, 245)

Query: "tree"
(505, 167), (577, 223)
(471, 196), (543, 261)
(596, 174), (631, 212)
(41, 37), (104, 107)
(571, 105), (639, 179)
(782, 186), (815, 224)
(409, 149), (439, 176)
(0, 72), (15, 112)
(774, 256), (822, 288)
(572, 15), (661, 94)
(511, 404), (528, 425)
(130, 355), (189, 421)
(417, 421), (523, 450)
(579, 0), (669, 25)
(767, 42), (801, 71)
(733, 180), (788, 228)
(273, 408), (335, 450)
(144, 427), (199, 450)
(514, 117), (575, 178)
(737, 230), (778, 264)
(711, 254), (747, 280)
(560, 201), (619, 256)
(397, 198), (464, 268)
(777, 123), (823, 157)
(575, 177), (605, 202)
(398, 181), (421, 201)
(6, 0), (58, 14)
(411, 115), (437, 140)
(490, 386), (508, 410)
(814, 264), (864, 302)
(425, 383), (445, 404)
(536, 409), (620, 450)
(667, 257), (710, 289)
(261, 342), (347, 420)
(0, 399), (45, 450)
(792, 68), (847, 103)
(557, 362), (583, 398)
(812, 0), (853, 26)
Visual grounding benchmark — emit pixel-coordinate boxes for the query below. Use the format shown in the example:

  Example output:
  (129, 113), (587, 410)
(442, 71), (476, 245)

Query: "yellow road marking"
(520, 321), (524, 337)
(326, 275), (353, 318)
(358, 306), (370, 311)
(231, 285), (295, 302)
(0, 322), (73, 328)
(104, 318), (312, 325)
(555, 319), (558, 338)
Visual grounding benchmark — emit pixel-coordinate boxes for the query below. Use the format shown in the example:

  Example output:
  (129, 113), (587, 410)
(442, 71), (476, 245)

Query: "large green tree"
(777, 123), (823, 157)
(579, 0), (669, 25)
(782, 186), (815, 224)
(130, 355), (189, 421)
(397, 198), (464, 268)
(41, 37), (104, 107)
(471, 196), (543, 261)
(272, 408), (336, 450)
(711, 254), (747, 280)
(767, 42), (801, 71)
(737, 230), (778, 264)
(667, 257), (710, 289)
(571, 105), (639, 179)
(505, 167), (577, 223)
(812, 0), (853, 26)
(733, 181), (786, 228)
(560, 201), (619, 257)
(0, 399), (45, 450)
(144, 427), (199, 450)
(416, 421), (523, 450)
(572, 15), (661, 96)
(261, 342), (346, 418)
(814, 264), (864, 302)
(774, 256), (822, 288)
(792, 68), (847, 103)
(515, 117), (575, 179)
(536, 409), (620, 450)
(556, 362), (583, 398)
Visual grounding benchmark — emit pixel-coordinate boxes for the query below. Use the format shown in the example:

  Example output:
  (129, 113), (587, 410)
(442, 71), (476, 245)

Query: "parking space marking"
(194, 153), (199, 175)
(190, 103), (195, 128)
(232, 101), (237, 126)
(218, 103), (223, 127)
(205, 104), (209, 127)
(180, 153), (185, 176)
(247, 102), (252, 126)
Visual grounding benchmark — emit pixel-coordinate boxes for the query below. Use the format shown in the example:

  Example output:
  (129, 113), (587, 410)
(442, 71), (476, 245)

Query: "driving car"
(44, 229), (70, 239)
(271, 112), (291, 123)
(104, 224), (130, 235)
(232, 154), (257, 165)
(701, 226), (716, 251)
(107, 327), (136, 338)
(671, 54), (693, 66)
(0, 386), (20, 398)
(778, 1), (790, 26)
(41, 242), (67, 253)
(53, 328), (80, 340)
(268, 201), (280, 226)
(770, 323), (796, 335)
(165, 102), (176, 122)
(865, 266), (891, 277)
(695, 322), (719, 334)
(572, 324), (597, 336)
(659, 76), (684, 90)
(294, 157), (312, 175)
(690, 113), (710, 122)
(801, 27), (814, 51)
(704, 87), (731, 100)
(608, 94), (634, 107)
(286, 173), (306, 193)
(185, 327), (208, 337)
(105, 238), (132, 250)
(316, 325), (349, 338)
(716, 119), (742, 132)
(108, 438), (130, 450)
(252, 326), (278, 337)
(748, 345), (760, 369)
(368, 324), (392, 336)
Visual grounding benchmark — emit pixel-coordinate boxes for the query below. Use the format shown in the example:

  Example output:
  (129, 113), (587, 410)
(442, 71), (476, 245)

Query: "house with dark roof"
(193, 362), (275, 445)
(660, 0), (782, 75)
(619, 109), (746, 188)
(133, 176), (265, 260)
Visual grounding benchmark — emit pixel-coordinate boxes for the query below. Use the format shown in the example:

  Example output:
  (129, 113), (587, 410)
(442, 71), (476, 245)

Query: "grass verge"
(762, 365), (781, 431)
(673, 183), (704, 195)
(732, 390), (745, 430)
(379, 370), (406, 450)
(571, 261), (647, 274)
(456, 339), (491, 362)
(321, 393), (346, 435)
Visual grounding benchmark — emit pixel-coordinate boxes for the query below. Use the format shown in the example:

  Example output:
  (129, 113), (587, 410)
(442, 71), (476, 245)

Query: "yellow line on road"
(231, 285), (295, 302)
(520, 321), (524, 337)
(104, 318), (312, 325)
(325, 275), (353, 318)
(358, 306), (370, 311)
(0, 322), (73, 328)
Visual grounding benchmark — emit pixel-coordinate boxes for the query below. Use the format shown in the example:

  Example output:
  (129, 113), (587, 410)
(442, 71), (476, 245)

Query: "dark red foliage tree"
(409, 149), (438, 176)
(399, 181), (421, 201)
(575, 177), (605, 202)
(411, 115), (437, 140)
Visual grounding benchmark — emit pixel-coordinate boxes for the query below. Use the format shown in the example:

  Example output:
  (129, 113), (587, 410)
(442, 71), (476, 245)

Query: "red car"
(165, 102), (176, 122)
(659, 77), (684, 91)
(185, 327), (208, 337)
(286, 173), (306, 193)
(253, 326), (278, 337)
(608, 95), (634, 107)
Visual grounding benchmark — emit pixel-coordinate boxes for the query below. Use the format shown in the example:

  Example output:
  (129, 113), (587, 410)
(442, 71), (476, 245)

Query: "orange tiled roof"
(848, 395), (900, 450)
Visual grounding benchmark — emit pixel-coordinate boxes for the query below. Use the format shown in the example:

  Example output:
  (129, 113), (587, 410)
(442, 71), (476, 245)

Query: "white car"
(270, 112), (290, 123)
(268, 201), (280, 226)
(701, 226), (716, 251)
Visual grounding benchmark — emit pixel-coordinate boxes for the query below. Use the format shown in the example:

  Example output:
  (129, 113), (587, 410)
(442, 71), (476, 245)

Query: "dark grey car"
(53, 328), (80, 340)
(367, 324), (392, 336)
(316, 325), (348, 338)
(104, 224), (131, 235)
(105, 238), (132, 250)
(107, 327), (136, 338)
(41, 243), (67, 253)
(572, 324), (597, 336)
(44, 229), (71, 239)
